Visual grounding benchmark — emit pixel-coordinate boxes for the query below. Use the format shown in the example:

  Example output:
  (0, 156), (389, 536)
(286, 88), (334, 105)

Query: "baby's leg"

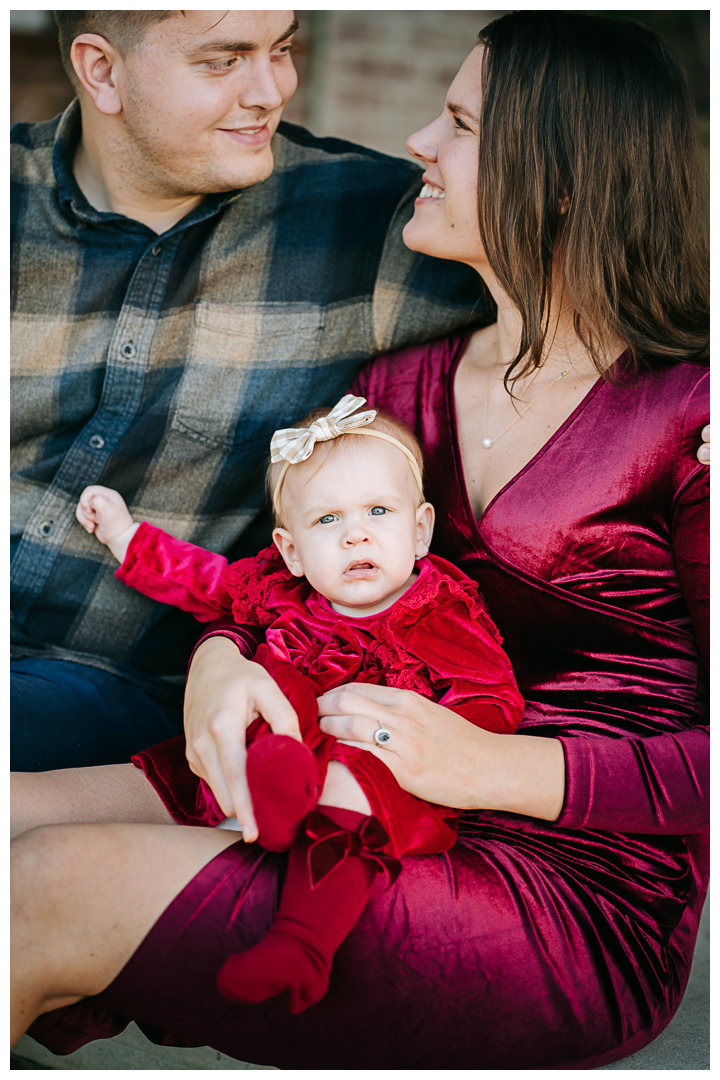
(318, 760), (371, 814)
(11, 764), (176, 839)
(218, 803), (378, 1013)
(217, 764), (384, 1014)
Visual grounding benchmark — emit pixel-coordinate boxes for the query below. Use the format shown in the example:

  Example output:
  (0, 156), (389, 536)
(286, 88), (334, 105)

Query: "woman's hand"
(318, 682), (566, 822)
(698, 425), (709, 464)
(183, 636), (302, 841)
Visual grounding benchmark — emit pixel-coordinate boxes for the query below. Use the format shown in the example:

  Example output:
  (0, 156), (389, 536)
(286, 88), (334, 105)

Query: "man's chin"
(192, 149), (276, 195)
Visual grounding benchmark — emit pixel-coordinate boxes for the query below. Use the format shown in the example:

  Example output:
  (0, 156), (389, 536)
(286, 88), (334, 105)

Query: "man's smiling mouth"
(220, 124), (271, 146)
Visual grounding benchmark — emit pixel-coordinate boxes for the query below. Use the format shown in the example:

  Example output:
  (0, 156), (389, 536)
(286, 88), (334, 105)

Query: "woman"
(12, 13), (708, 1069)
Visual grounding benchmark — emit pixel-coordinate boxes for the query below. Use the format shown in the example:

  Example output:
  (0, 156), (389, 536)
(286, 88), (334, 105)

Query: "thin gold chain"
(482, 365), (571, 449)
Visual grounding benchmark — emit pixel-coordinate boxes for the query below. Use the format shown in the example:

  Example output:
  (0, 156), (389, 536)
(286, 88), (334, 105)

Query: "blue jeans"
(11, 658), (184, 771)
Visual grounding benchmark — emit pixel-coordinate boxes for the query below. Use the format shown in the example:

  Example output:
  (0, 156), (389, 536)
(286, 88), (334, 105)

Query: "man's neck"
(73, 129), (203, 236)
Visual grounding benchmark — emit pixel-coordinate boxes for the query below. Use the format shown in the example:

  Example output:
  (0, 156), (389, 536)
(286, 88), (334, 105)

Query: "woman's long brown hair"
(476, 12), (709, 385)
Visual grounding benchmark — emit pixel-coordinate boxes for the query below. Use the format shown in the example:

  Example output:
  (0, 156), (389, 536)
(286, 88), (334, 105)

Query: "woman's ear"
(272, 527), (305, 577)
(71, 34), (124, 115)
(414, 502), (435, 557)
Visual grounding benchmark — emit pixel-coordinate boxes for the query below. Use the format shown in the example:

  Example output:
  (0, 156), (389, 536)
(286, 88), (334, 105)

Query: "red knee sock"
(246, 649), (323, 852)
(217, 806), (381, 1013)
(246, 736), (320, 852)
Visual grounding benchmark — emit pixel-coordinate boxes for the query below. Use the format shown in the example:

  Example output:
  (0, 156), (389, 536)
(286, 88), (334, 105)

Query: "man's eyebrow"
(186, 20), (299, 57)
(447, 101), (479, 123)
(273, 20), (300, 46)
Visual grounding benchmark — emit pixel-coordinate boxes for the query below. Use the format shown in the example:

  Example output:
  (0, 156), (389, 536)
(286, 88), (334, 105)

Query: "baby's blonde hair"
(267, 407), (425, 528)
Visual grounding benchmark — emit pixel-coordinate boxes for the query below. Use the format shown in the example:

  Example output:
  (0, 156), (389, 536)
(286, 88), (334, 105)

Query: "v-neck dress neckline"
(445, 332), (610, 532)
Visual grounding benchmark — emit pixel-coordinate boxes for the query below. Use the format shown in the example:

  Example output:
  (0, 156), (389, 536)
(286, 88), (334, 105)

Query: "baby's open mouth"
(344, 560), (378, 579)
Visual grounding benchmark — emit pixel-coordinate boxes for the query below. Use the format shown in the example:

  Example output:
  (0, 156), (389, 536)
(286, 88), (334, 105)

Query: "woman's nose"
(406, 118), (440, 164)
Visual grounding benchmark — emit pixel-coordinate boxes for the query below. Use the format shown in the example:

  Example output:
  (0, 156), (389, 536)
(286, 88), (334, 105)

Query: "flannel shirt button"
(39, 520), (54, 538)
(89, 434), (105, 449)
(151, 245), (162, 257)
(120, 341), (137, 359)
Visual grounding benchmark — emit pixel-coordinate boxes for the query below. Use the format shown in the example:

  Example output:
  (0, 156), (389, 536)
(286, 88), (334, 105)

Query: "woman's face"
(403, 46), (487, 270)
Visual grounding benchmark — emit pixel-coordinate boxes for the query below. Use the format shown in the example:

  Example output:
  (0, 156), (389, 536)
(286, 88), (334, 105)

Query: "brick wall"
(299, 11), (506, 159)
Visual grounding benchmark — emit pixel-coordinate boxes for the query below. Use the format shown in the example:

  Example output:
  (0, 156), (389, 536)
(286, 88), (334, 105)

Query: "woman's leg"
(11, 764), (176, 839)
(11, 821), (239, 1045)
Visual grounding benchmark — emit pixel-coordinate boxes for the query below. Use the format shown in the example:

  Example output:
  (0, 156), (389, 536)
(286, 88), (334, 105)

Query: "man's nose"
(237, 57), (286, 113)
(406, 118), (440, 164)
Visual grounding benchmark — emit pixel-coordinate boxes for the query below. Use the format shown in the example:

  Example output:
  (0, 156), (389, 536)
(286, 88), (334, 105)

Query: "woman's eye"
(453, 115), (471, 132)
(318, 514), (337, 525)
(369, 507), (388, 516)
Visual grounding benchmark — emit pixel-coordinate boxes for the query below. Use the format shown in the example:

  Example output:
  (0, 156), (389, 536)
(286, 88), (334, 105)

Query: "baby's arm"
(76, 485), (140, 563)
(77, 486), (234, 620)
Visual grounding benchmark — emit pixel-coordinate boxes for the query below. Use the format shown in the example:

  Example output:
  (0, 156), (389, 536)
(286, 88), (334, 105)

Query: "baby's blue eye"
(318, 514), (336, 525)
(370, 507), (387, 516)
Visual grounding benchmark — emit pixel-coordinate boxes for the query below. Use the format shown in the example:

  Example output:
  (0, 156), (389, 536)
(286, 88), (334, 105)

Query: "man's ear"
(414, 502), (435, 558)
(71, 34), (124, 115)
(272, 527), (305, 578)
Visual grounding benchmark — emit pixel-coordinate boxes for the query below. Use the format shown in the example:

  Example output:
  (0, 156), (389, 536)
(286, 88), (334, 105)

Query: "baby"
(77, 395), (523, 1014)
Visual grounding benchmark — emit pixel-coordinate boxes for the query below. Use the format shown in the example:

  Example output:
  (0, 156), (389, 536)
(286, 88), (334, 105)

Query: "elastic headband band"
(272, 429), (424, 512)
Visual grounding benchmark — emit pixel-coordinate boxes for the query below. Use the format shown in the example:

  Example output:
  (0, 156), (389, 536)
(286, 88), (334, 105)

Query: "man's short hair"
(53, 10), (176, 83)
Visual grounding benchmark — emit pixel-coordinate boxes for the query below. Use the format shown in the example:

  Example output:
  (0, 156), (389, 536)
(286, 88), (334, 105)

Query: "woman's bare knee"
(11, 763), (176, 838)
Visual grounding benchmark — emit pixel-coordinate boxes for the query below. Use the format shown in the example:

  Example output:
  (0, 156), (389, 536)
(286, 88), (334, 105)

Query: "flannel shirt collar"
(52, 98), (243, 236)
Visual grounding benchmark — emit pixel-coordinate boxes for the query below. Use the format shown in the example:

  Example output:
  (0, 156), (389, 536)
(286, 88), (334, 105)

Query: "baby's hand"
(76, 485), (140, 563)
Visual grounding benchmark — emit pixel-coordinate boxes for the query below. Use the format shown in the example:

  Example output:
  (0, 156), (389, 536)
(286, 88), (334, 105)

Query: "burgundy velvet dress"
(29, 335), (709, 1070)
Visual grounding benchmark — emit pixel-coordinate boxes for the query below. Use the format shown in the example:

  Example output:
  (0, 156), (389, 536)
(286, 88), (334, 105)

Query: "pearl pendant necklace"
(482, 366), (571, 449)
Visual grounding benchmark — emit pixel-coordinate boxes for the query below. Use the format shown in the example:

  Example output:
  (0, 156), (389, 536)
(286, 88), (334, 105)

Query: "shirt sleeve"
(372, 172), (490, 354)
(557, 376), (709, 835)
(117, 521), (233, 622)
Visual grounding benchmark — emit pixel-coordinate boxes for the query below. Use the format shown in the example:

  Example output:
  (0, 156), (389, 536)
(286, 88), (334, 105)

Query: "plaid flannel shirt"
(11, 100), (487, 697)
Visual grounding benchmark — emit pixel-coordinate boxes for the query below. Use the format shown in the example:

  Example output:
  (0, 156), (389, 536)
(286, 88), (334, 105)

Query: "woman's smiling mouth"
(418, 183), (445, 200)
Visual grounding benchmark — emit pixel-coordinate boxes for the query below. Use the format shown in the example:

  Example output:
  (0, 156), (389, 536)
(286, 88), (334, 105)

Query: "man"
(11, 10), (487, 772)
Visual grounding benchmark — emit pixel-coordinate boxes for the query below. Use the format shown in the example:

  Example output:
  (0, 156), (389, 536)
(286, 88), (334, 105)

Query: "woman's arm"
(317, 683), (565, 821)
(557, 456), (709, 833)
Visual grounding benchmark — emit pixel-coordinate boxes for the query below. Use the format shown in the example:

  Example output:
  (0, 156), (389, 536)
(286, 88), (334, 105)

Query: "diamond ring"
(374, 721), (392, 746)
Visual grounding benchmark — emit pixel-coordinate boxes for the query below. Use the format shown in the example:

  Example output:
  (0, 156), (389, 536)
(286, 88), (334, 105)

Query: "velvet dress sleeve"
(117, 522), (234, 620)
(117, 523), (261, 660)
(556, 373), (709, 834)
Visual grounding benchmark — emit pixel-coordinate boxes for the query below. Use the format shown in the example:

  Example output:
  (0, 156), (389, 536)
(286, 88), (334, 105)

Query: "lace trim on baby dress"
(224, 545), (302, 628)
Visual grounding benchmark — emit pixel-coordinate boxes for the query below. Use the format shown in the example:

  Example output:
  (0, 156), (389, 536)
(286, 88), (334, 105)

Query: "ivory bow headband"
(270, 394), (423, 510)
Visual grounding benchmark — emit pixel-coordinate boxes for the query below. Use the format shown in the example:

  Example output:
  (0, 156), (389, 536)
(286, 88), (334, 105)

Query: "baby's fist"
(76, 486), (138, 561)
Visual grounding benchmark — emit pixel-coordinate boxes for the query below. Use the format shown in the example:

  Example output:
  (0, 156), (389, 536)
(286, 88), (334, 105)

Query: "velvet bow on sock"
(305, 808), (402, 888)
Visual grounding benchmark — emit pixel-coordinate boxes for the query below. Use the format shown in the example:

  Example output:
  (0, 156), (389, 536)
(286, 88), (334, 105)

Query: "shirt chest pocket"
(170, 301), (325, 450)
